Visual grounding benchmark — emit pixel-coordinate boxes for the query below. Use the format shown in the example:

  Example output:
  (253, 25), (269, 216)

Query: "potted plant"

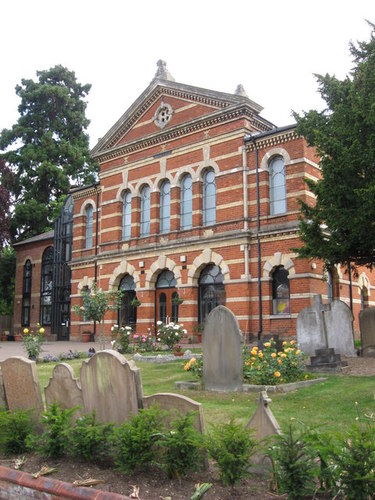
(1, 331), (8, 342)
(81, 331), (92, 342)
(173, 344), (184, 356)
(14, 332), (23, 341)
(130, 297), (141, 308)
(172, 294), (184, 306)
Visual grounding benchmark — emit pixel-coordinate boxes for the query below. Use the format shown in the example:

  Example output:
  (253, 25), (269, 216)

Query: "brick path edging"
(0, 465), (131, 499)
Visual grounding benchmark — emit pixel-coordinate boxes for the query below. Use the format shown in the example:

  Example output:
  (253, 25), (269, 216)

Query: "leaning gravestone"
(80, 350), (140, 424)
(1, 357), (44, 417)
(297, 295), (355, 356)
(45, 363), (84, 419)
(203, 305), (243, 392)
(359, 307), (375, 357)
(246, 391), (282, 440)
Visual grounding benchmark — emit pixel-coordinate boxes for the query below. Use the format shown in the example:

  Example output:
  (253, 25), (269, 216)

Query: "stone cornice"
(71, 186), (100, 201)
(95, 105), (273, 164)
(246, 129), (298, 151)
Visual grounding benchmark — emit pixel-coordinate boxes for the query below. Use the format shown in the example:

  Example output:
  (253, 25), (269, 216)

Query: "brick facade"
(13, 64), (375, 341)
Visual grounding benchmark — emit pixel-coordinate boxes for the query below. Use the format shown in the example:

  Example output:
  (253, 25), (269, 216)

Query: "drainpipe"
(93, 185), (99, 339)
(242, 145), (248, 231)
(348, 260), (353, 312)
(248, 135), (263, 341)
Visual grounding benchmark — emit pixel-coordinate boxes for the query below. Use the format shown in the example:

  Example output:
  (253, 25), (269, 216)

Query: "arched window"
(269, 156), (286, 215)
(180, 174), (192, 229)
(198, 264), (225, 324)
(122, 191), (132, 241)
(272, 266), (290, 315)
(118, 275), (137, 327)
(22, 260), (32, 326)
(160, 180), (170, 233)
(203, 169), (216, 226)
(40, 247), (53, 325)
(85, 205), (93, 249)
(140, 185), (150, 236)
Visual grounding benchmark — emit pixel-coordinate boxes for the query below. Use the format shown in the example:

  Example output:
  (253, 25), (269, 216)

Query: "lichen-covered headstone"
(45, 363), (83, 419)
(1, 357), (44, 416)
(143, 393), (205, 433)
(203, 305), (243, 392)
(80, 350), (140, 424)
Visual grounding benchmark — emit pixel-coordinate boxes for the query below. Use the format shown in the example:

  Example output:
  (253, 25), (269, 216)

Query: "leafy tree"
(0, 246), (16, 315)
(0, 159), (12, 248)
(0, 65), (98, 242)
(294, 22), (375, 269)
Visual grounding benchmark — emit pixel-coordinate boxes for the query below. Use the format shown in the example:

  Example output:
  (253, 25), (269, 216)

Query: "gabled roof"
(91, 60), (274, 160)
(13, 230), (54, 247)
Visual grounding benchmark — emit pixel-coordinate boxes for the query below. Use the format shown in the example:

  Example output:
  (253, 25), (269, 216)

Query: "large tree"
(0, 65), (98, 242)
(0, 159), (12, 248)
(294, 22), (375, 270)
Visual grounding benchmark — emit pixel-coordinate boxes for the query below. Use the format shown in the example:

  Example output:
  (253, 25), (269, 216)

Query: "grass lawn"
(36, 356), (375, 434)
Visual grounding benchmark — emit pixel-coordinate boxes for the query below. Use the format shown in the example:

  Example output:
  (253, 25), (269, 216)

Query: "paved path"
(0, 340), (100, 362)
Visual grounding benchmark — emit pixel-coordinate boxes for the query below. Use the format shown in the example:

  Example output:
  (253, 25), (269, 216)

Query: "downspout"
(242, 145), (249, 277)
(250, 136), (263, 341)
(348, 260), (353, 312)
(94, 185), (99, 339)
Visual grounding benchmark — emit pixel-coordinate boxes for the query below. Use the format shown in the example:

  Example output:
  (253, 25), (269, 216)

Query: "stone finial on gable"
(154, 60), (175, 82)
(235, 84), (248, 98)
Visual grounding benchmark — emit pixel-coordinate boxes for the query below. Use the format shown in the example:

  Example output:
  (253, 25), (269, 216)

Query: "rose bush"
(22, 324), (45, 359)
(156, 321), (187, 349)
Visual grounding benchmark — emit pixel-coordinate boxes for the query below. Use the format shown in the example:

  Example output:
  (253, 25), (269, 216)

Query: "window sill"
(270, 314), (291, 320)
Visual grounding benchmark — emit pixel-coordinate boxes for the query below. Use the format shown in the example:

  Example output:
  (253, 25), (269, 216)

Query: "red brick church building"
(12, 61), (374, 342)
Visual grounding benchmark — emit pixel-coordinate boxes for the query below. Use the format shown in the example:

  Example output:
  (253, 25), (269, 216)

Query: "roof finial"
(235, 84), (248, 98)
(154, 60), (175, 82)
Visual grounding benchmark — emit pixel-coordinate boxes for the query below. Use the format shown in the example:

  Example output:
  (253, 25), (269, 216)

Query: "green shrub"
(328, 422), (375, 500)
(28, 403), (77, 458)
(0, 408), (35, 454)
(111, 406), (165, 473)
(267, 422), (318, 499)
(68, 413), (113, 462)
(207, 419), (257, 486)
(157, 412), (204, 479)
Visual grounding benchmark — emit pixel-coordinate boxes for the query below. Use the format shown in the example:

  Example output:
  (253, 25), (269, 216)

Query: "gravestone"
(143, 393), (205, 433)
(0, 371), (6, 409)
(359, 307), (375, 357)
(297, 295), (355, 356)
(203, 305), (243, 392)
(1, 357), (44, 417)
(45, 363), (83, 419)
(246, 391), (282, 440)
(80, 350), (140, 424)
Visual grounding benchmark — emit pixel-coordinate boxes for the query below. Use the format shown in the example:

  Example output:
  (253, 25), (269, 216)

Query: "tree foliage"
(0, 159), (12, 248)
(294, 22), (375, 269)
(0, 65), (98, 242)
(0, 246), (16, 315)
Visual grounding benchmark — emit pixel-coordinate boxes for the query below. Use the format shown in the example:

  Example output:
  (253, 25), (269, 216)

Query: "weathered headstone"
(297, 295), (355, 356)
(143, 393), (205, 433)
(1, 357), (44, 417)
(246, 391), (282, 440)
(203, 305), (243, 392)
(80, 350), (140, 424)
(45, 363), (83, 419)
(359, 307), (375, 357)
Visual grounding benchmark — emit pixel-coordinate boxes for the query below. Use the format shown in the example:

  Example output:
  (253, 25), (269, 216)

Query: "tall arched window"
(156, 270), (177, 324)
(272, 266), (290, 315)
(122, 190), (132, 241)
(140, 185), (150, 236)
(203, 169), (216, 226)
(85, 205), (93, 249)
(22, 260), (32, 326)
(269, 156), (286, 215)
(160, 180), (170, 233)
(198, 264), (225, 324)
(118, 275), (137, 327)
(40, 247), (53, 325)
(180, 174), (192, 229)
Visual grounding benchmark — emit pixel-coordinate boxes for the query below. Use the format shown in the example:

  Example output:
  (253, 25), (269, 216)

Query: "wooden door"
(156, 288), (177, 323)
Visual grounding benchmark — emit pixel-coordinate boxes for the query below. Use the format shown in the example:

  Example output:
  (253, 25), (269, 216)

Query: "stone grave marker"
(1, 357), (44, 417)
(143, 393), (205, 433)
(359, 307), (375, 357)
(0, 371), (6, 409)
(203, 305), (243, 392)
(246, 391), (282, 440)
(297, 295), (355, 357)
(80, 350), (140, 424)
(45, 363), (83, 419)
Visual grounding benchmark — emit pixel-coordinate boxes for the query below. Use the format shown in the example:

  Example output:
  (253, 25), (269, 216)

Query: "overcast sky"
(1, 0), (374, 149)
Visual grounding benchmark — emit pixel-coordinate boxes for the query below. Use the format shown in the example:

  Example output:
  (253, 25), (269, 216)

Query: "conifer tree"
(294, 22), (375, 269)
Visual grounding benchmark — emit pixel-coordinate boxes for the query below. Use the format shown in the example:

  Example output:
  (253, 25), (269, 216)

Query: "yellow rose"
(290, 340), (295, 345)
(278, 359), (283, 365)
(23, 328), (29, 334)
(251, 349), (257, 356)
(274, 371), (281, 378)
(296, 349), (301, 355)
(264, 342), (271, 348)
(281, 353), (287, 358)
(258, 352), (263, 359)
(190, 357), (196, 364)
(271, 353), (276, 358)
(282, 341), (287, 346)
(39, 327), (45, 334)
(253, 346), (258, 351)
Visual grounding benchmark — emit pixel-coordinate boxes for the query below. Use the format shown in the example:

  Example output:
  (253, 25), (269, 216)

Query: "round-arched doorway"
(155, 270), (179, 324)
